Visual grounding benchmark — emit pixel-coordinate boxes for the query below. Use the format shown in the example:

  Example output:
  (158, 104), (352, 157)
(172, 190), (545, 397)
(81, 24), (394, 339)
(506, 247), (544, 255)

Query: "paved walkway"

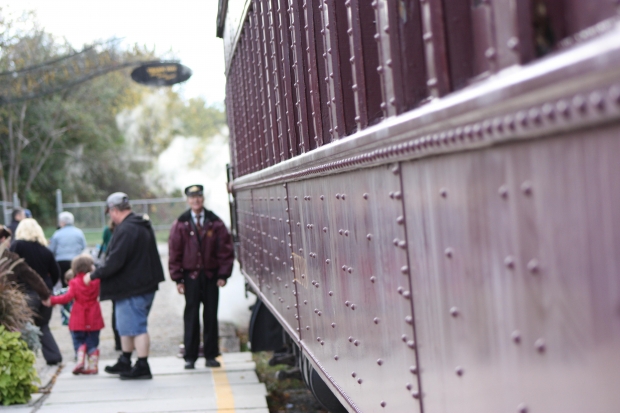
(8, 353), (267, 412)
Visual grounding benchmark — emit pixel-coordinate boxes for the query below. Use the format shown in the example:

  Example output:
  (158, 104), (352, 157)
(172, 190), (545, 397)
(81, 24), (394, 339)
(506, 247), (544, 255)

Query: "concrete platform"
(36, 352), (268, 413)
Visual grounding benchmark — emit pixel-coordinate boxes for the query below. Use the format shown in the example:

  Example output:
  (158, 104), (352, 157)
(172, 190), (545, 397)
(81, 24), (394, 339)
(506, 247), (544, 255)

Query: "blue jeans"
(115, 292), (156, 336)
(71, 330), (100, 354)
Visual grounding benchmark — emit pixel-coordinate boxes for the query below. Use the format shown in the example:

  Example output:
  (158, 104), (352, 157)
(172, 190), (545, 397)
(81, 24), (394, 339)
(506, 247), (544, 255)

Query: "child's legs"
(85, 331), (100, 354)
(71, 331), (87, 353)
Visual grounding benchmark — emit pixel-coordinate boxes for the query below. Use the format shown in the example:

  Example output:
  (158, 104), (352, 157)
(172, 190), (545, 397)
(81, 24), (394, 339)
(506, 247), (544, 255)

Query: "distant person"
(49, 212), (87, 288)
(0, 226), (52, 315)
(23, 208), (32, 218)
(168, 185), (234, 369)
(98, 220), (121, 351)
(84, 192), (165, 380)
(10, 218), (62, 365)
(7, 207), (25, 238)
(44, 254), (104, 375)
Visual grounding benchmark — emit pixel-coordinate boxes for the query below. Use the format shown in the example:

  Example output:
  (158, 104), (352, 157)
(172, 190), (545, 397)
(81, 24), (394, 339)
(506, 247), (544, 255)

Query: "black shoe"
(120, 360), (152, 380)
(184, 360), (195, 370)
(104, 355), (132, 374)
(206, 358), (221, 368)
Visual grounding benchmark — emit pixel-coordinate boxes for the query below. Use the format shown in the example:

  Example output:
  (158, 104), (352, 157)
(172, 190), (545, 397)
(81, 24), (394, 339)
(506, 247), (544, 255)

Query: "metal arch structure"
(219, 1), (620, 412)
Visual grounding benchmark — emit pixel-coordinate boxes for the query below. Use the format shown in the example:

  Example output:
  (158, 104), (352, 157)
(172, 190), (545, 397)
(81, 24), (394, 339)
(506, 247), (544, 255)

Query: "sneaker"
(205, 358), (221, 368)
(120, 360), (152, 380)
(104, 355), (132, 374)
(184, 360), (195, 370)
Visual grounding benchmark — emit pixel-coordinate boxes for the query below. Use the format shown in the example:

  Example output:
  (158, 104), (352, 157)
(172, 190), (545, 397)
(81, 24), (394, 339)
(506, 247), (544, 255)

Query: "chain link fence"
(61, 197), (187, 234)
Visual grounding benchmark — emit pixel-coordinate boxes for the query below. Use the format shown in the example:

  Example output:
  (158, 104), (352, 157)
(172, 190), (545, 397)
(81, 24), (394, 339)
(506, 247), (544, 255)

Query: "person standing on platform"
(84, 192), (165, 380)
(168, 185), (235, 369)
(7, 207), (24, 239)
(10, 218), (63, 365)
(49, 212), (86, 288)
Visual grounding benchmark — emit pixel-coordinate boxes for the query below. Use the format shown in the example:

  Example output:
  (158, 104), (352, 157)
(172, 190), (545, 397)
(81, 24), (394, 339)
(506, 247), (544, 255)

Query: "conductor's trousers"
(183, 270), (219, 361)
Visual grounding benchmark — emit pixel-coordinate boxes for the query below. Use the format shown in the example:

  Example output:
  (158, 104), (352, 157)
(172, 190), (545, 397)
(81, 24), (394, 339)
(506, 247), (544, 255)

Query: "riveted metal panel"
(236, 189), (259, 287)
(402, 125), (620, 412)
(287, 167), (422, 412)
(250, 185), (299, 335)
(288, 0), (311, 154)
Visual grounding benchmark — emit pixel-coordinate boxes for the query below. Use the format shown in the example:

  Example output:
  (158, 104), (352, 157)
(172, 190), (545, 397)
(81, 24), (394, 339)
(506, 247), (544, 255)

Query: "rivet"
(357, 378), (363, 384)
(370, 276), (377, 283)
(363, 193), (369, 199)
(397, 216), (404, 225)
(374, 317), (380, 324)
(507, 36), (519, 50)
(535, 338), (546, 353)
(393, 238), (400, 246)
(380, 401), (386, 408)
(573, 94), (587, 113)
(323, 227), (328, 232)
(405, 315), (413, 325)
(455, 366), (464, 376)
(326, 259), (331, 264)
(411, 391), (420, 399)
(348, 267), (353, 273)
(498, 185), (509, 198)
(351, 304), (356, 310)
(521, 181), (533, 195)
(399, 240), (407, 249)
(389, 191), (395, 199)
(407, 340), (415, 349)
(318, 311), (322, 316)
(505, 256), (515, 269)
(344, 230), (349, 236)
(517, 403), (528, 413)
(351, 372), (357, 378)
(334, 355), (339, 360)
(377, 359), (383, 366)
(397, 286), (404, 295)
(440, 188), (448, 197)
(527, 259), (539, 273)
(512, 330), (521, 344)
(329, 291), (333, 296)
(339, 229), (344, 235)
(393, 191), (402, 199)
(306, 326), (310, 330)
(348, 336), (354, 343)
(367, 234), (373, 240)
(354, 340), (360, 346)
(557, 99), (570, 118)
(450, 307), (460, 317)
(342, 265), (347, 271)
(445, 248), (453, 258)
(410, 365), (418, 374)
(336, 193), (340, 199)
(401, 266), (409, 274)
(345, 301), (350, 307)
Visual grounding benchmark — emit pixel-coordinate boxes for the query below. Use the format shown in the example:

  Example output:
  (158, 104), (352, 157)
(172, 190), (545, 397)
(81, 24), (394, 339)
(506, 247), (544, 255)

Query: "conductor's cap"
(185, 185), (204, 197)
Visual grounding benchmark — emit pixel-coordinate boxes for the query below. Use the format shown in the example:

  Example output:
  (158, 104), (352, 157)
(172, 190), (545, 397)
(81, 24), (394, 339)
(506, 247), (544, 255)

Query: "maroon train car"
(217, 1), (620, 412)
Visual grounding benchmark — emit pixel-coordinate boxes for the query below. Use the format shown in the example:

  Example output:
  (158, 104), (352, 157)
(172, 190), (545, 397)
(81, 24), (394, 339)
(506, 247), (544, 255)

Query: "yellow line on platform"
(213, 358), (235, 411)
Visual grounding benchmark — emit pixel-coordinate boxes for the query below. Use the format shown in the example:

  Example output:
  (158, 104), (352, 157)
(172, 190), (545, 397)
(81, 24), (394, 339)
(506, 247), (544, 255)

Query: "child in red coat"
(44, 254), (104, 374)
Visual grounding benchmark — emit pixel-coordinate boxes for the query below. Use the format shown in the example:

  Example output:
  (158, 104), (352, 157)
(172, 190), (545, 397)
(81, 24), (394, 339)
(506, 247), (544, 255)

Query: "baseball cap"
(105, 192), (130, 212)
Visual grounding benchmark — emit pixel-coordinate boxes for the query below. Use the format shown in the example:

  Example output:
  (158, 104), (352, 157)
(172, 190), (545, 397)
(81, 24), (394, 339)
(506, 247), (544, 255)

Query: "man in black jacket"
(84, 192), (165, 380)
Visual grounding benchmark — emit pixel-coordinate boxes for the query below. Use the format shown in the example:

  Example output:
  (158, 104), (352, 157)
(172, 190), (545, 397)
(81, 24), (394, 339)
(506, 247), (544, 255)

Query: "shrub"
(0, 326), (39, 405)
(0, 244), (34, 331)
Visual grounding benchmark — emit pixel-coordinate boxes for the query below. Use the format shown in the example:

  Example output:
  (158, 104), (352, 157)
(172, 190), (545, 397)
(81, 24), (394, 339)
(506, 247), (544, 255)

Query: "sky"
(1, 0), (227, 104)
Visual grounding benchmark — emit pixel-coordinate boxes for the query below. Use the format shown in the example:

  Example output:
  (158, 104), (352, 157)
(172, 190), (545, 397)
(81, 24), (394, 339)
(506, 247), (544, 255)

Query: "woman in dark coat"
(0, 226), (51, 304)
(9, 219), (63, 365)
